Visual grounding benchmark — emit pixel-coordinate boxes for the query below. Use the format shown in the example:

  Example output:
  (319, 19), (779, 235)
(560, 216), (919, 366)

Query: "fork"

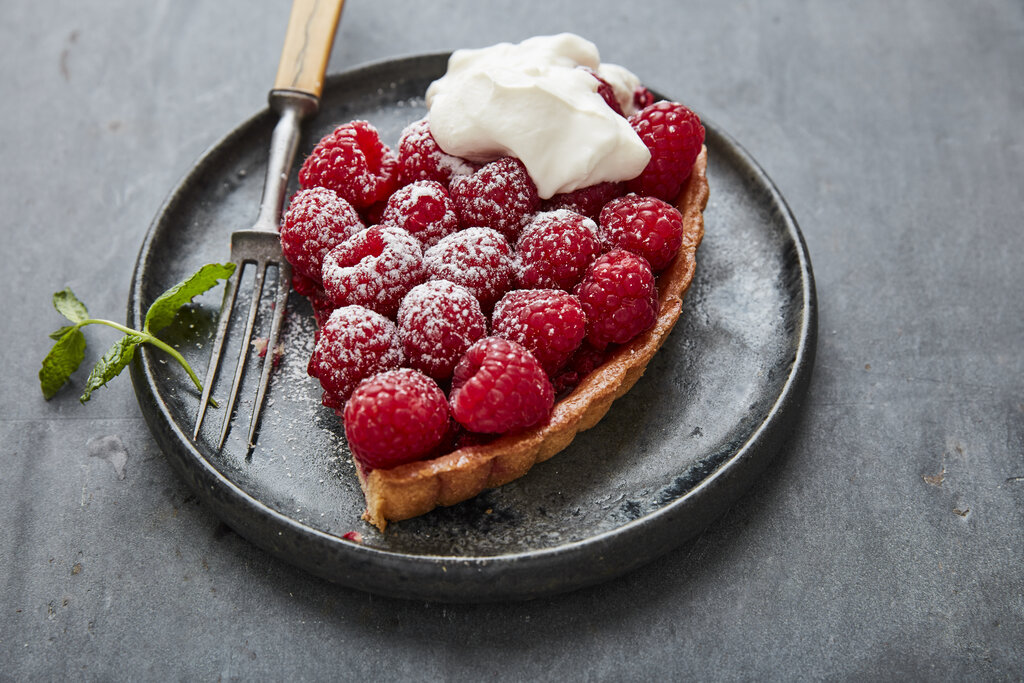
(194, 0), (346, 451)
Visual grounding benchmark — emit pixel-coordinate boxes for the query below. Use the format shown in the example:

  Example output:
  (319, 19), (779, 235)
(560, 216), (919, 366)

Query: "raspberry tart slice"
(282, 34), (711, 530)
(355, 148), (707, 529)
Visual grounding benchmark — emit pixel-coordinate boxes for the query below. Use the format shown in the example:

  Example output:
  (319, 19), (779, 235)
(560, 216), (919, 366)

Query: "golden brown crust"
(358, 147), (709, 530)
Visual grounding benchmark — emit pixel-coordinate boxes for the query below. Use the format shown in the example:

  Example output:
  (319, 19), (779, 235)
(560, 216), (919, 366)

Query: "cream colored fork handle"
(274, 0), (346, 98)
(252, 0), (345, 232)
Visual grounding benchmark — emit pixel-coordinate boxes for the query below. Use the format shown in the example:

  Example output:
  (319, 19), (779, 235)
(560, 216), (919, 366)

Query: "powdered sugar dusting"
(397, 280), (486, 379)
(280, 187), (365, 282)
(515, 209), (601, 291)
(321, 225), (426, 318)
(449, 157), (539, 243)
(423, 227), (515, 311)
(380, 180), (460, 249)
(397, 117), (478, 187)
(308, 305), (403, 409)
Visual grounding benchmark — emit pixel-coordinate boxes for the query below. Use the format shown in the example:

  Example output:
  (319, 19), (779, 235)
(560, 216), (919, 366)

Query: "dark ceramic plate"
(129, 53), (816, 602)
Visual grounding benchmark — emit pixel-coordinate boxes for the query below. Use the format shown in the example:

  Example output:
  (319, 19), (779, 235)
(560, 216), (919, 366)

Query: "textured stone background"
(2, 0), (1021, 679)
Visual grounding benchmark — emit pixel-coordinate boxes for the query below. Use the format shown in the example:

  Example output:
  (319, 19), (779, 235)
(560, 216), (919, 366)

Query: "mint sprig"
(40, 262), (236, 403)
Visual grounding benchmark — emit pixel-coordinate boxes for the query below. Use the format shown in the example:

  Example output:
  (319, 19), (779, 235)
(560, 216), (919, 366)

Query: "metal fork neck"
(253, 90), (319, 232)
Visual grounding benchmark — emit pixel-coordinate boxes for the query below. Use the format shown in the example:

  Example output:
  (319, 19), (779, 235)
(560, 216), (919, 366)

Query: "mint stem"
(78, 318), (217, 407)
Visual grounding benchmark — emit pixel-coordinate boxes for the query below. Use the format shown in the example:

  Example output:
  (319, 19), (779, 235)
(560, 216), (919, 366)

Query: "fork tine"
(247, 260), (291, 451)
(193, 90), (323, 451)
(216, 259), (268, 450)
(189, 1), (340, 450)
(194, 263), (242, 440)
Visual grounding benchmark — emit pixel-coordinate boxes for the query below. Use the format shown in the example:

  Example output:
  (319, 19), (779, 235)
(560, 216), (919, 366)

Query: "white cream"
(425, 34), (651, 199)
(595, 63), (644, 116)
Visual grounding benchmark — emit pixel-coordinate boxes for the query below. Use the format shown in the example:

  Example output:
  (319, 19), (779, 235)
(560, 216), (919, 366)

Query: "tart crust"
(356, 147), (709, 530)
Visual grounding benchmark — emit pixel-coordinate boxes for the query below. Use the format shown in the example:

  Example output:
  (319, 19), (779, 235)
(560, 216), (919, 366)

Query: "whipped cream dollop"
(425, 34), (651, 199)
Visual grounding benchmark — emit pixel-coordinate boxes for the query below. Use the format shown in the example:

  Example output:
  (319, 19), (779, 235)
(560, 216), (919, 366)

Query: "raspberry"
(516, 210), (601, 291)
(633, 87), (655, 111)
(359, 198), (389, 227)
(309, 293), (336, 330)
(599, 194), (684, 273)
(291, 272), (336, 328)
(578, 66), (623, 115)
(574, 249), (659, 349)
(541, 181), (626, 222)
(452, 428), (497, 450)
(396, 117), (479, 187)
(551, 341), (608, 395)
(397, 280), (487, 380)
(627, 101), (705, 202)
(380, 180), (461, 249)
(492, 289), (587, 375)
(307, 305), (403, 411)
(449, 337), (554, 434)
(449, 157), (540, 243)
(432, 418), (465, 455)
(344, 369), (450, 470)
(321, 224), (426, 319)
(299, 120), (398, 208)
(291, 271), (320, 298)
(280, 187), (365, 283)
(423, 227), (515, 313)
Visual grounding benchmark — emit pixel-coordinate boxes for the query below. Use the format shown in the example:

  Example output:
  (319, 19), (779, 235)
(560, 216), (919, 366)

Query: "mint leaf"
(53, 288), (90, 323)
(40, 328), (88, 399)
(144, 262), (236, 334)
(49, 325), (77, 341)
(80, 334), (144, 403)
(43, 262), (232, 403)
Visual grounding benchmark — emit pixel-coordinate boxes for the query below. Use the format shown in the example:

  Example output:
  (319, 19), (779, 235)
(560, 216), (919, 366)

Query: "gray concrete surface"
(2, 0), (1022, 679)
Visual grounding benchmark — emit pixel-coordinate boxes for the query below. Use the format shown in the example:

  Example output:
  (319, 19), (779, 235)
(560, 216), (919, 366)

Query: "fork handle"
(254, 0), (345, 232)
(273, 0), (346, 99)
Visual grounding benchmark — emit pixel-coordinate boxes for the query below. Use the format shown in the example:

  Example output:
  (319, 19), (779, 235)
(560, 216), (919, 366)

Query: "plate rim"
(128, 52), (817, 601)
